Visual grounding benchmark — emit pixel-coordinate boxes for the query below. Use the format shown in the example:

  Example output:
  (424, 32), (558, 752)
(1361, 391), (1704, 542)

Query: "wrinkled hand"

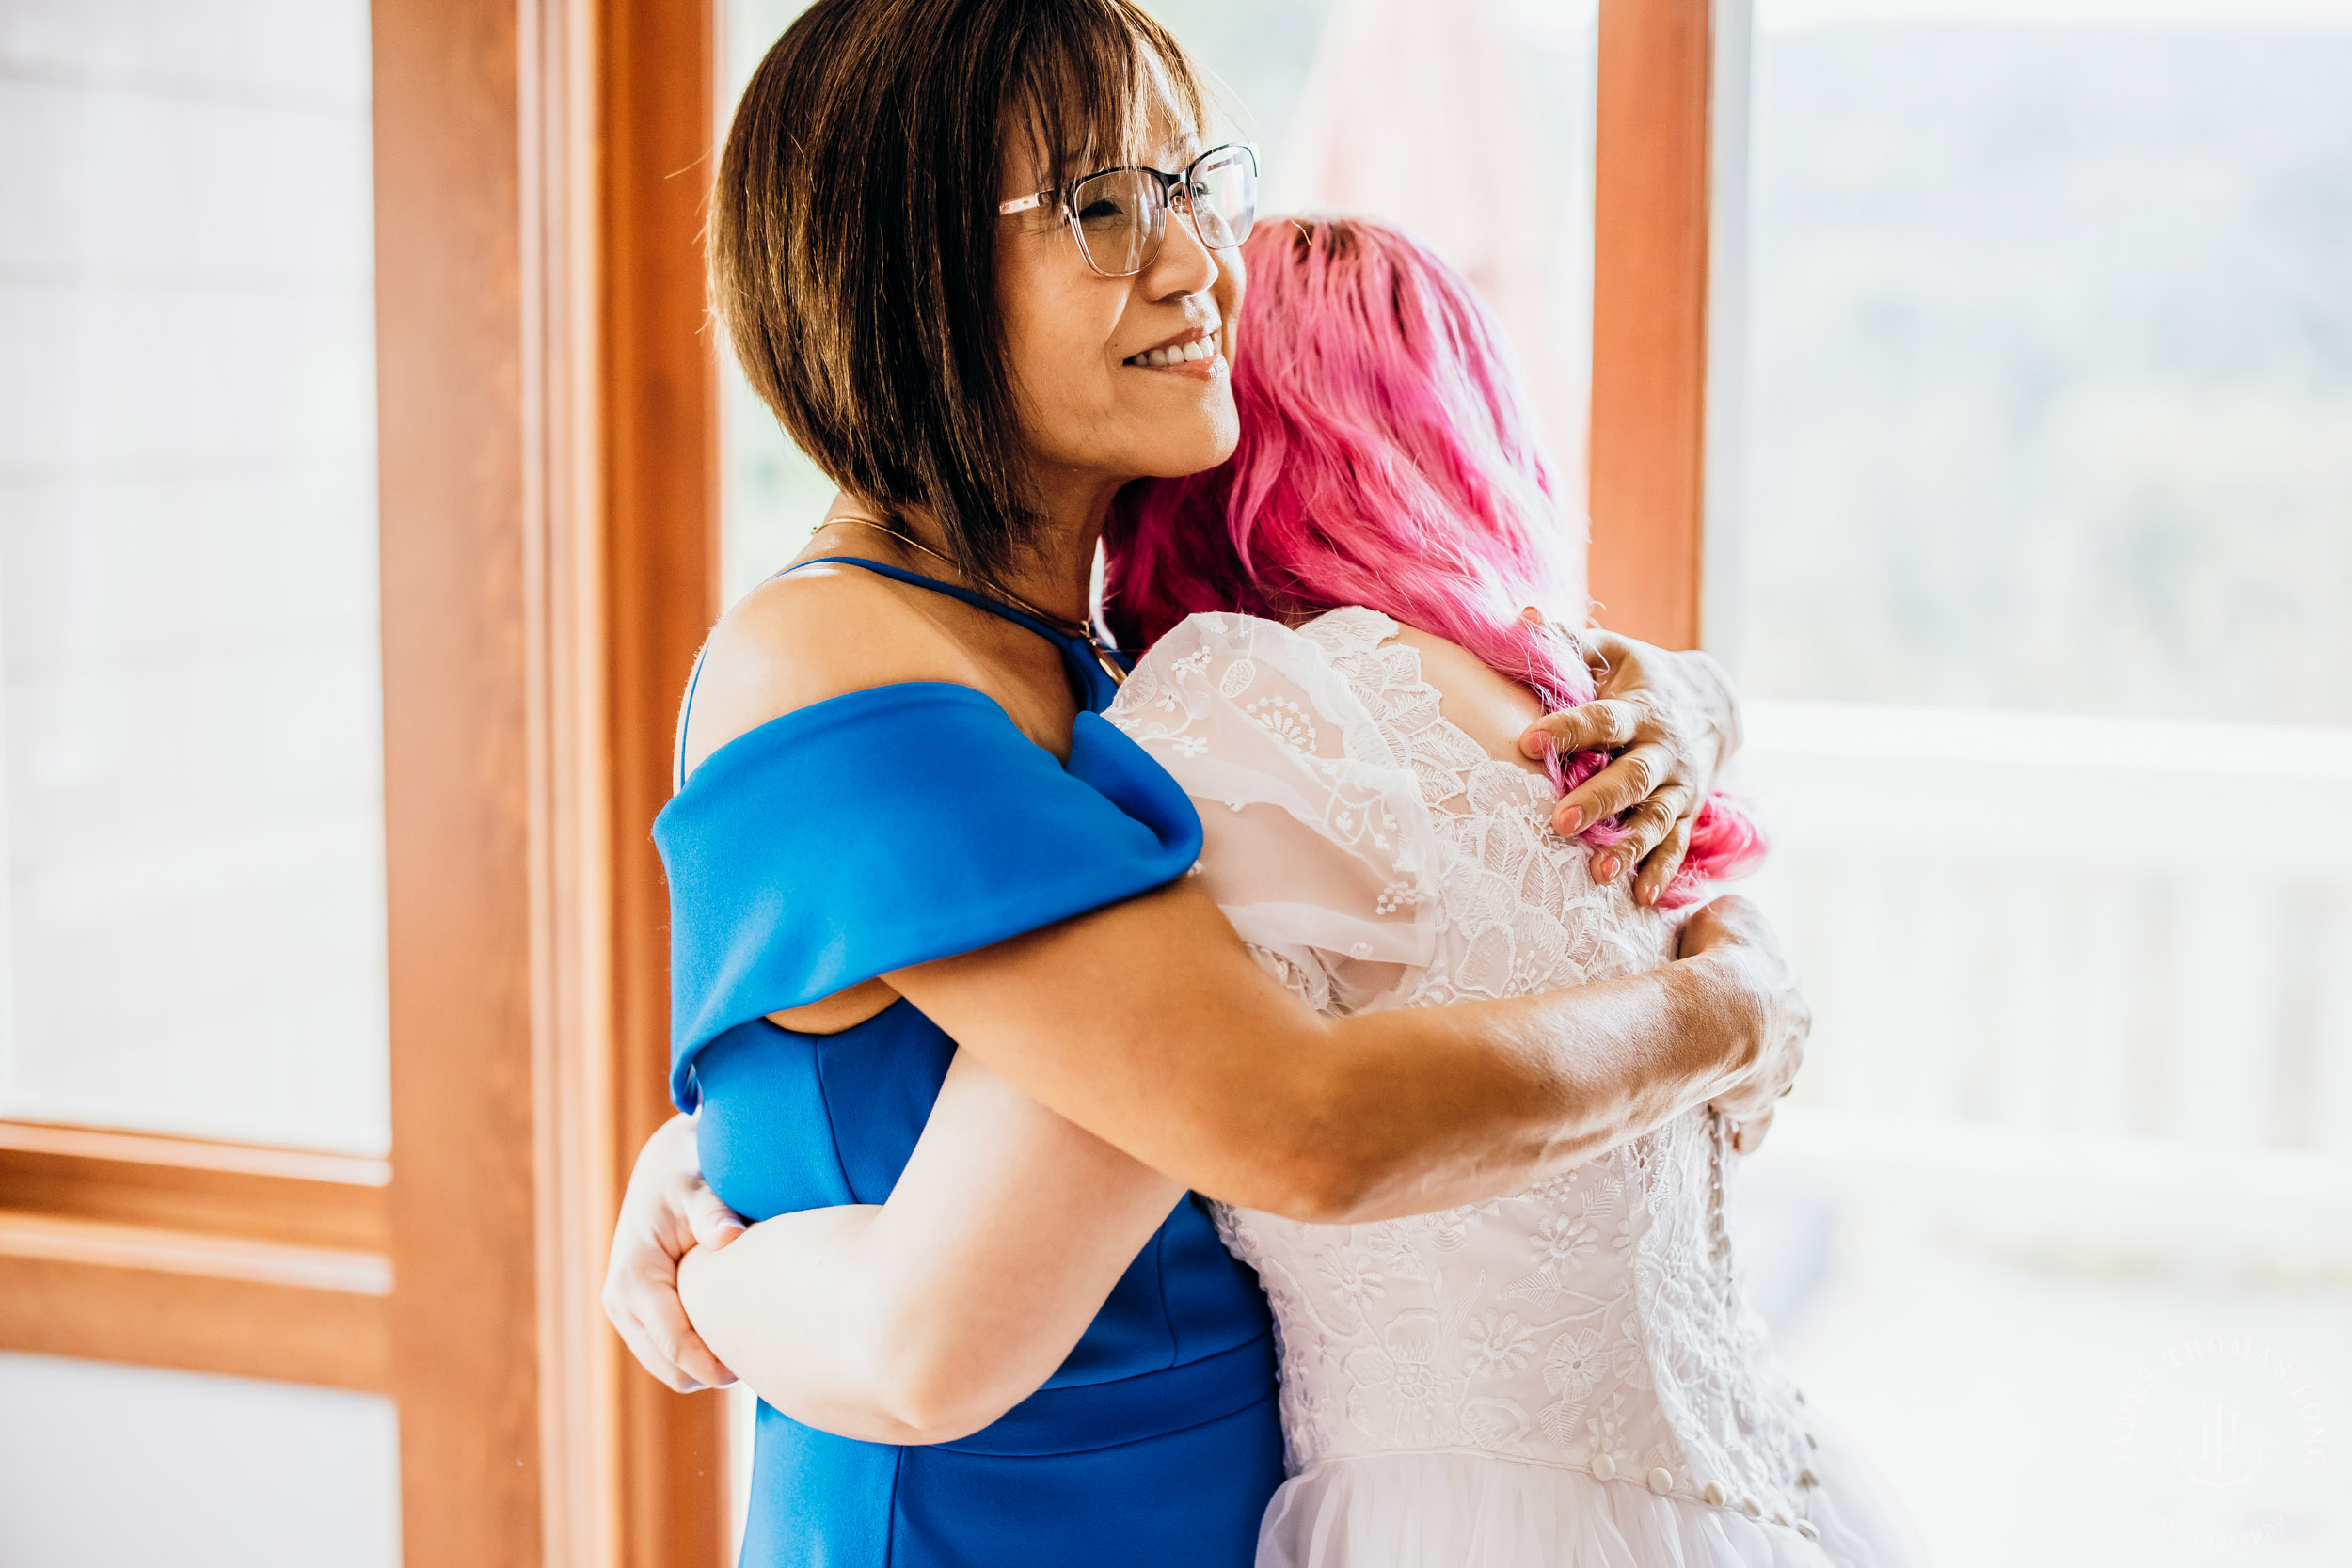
(1518, 627), (1743, 908)
(602, 1112), (747, 1392)
(1675, 895), (1809, 1155)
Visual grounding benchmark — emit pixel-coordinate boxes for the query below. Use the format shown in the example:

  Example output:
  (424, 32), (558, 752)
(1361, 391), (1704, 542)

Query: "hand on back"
(601, 1112), (746, 1393)
(1516, 629), (1744, 906)
(1676, 895), (1809, 1154)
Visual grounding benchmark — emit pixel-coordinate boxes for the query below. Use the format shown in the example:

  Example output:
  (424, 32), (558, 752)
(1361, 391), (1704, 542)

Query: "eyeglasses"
(997, 143), (1259, 278)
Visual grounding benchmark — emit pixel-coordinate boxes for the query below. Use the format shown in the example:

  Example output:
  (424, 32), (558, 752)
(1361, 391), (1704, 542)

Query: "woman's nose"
(1141, 196), (1219, 301)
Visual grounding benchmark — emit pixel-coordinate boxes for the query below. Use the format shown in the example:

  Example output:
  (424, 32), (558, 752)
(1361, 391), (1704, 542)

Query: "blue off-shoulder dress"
(653, 559), (1283, 1568)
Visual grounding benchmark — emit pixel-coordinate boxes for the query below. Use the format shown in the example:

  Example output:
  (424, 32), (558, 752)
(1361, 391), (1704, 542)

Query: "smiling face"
(994, 97), (1246, 505)
(713, 0), (1233, 584)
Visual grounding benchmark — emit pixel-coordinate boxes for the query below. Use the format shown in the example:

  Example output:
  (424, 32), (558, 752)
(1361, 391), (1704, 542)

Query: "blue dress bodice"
(654, 562), (1281, 1568)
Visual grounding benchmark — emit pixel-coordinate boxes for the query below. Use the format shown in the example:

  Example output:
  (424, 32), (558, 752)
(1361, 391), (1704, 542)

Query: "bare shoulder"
(1384, 623), (1549, 778)
(679, 563), (972, 778)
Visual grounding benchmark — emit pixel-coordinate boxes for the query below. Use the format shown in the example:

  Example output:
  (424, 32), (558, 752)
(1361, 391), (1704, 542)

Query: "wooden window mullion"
(0, 1121), (391, 1391)
(374, 0), (723, 1562)
(1589, 0), (1724, 649)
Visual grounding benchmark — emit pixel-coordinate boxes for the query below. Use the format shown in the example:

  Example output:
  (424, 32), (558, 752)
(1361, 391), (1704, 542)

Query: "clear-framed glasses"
(997, 143), (1260, 278)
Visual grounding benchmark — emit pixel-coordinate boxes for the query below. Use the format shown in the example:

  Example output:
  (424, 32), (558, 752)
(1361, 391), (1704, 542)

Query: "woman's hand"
(1518, 629), (1744, 907)
(1674, 895), (1808, 1155)
(602, 1113), (747, 1392)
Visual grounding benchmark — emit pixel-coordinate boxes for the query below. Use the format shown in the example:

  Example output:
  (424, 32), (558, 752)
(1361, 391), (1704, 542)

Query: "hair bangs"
(1009, 3), (1208, 192)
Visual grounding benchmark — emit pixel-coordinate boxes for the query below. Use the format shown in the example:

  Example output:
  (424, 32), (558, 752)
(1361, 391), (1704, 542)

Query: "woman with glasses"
(603, 3), (1807, 1565)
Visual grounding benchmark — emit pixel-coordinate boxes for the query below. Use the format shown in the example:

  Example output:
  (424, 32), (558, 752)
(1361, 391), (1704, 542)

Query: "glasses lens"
(1184, 146), (1259, 250)
(1070, 169), (1164, 276)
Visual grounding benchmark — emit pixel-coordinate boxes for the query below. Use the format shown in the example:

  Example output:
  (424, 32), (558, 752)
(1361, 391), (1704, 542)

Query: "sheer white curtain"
(1271, 0), (1595, 561)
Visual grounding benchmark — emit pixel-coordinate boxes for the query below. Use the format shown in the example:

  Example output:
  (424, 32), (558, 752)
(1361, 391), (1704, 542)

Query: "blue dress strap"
(654, 679), (1202, 1108)
(674, 558), (1123, 796)
(787, 555), (1077, 646)
(787, 555), (1127, 712)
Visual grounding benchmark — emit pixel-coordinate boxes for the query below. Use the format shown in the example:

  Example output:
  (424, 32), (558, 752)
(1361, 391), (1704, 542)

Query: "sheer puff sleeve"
(1106, 612), (1441, 1017)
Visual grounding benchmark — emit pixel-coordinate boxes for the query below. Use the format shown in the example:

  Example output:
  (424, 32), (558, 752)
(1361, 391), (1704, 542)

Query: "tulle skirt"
(1256, 1429), (1932, 1568)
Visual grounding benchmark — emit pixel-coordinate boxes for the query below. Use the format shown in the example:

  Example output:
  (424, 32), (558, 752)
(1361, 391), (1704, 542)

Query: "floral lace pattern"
(1294, 609), (1661, 1006)
(1106, 609), (1821, 1532)
(1110, 610), (1444, 1015)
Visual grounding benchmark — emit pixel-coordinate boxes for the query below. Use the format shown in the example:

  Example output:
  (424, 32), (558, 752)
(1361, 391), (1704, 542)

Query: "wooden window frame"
(1590, 0), (1743, 651)
(0, 1122), (392, 1391)
(0, 0), (723, 1562)
(1, 0), (1731, 1560)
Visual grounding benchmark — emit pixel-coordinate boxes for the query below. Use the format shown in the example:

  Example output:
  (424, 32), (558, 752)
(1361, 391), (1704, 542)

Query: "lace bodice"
(1106, 610), (1824, 1537)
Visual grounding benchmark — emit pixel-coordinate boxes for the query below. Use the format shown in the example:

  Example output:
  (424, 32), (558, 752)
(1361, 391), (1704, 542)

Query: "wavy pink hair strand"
(1104, 214), (1762, 907)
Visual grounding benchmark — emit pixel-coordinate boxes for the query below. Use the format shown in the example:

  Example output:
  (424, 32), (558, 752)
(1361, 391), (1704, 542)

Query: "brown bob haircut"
(712, 0), (1208, 581)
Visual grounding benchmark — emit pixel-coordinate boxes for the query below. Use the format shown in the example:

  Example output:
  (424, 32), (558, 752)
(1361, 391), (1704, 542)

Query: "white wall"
(0, 1352), (399, 1567)
(0, 0), (389, 1154)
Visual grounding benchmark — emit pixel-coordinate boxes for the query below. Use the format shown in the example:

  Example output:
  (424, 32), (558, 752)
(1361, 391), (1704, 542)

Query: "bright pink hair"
(1104, 214), (1761, 907)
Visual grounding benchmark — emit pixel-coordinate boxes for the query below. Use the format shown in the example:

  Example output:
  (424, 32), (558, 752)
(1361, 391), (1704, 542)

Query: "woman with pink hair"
(1075, 214), (1929, 1566)
(1104, 214), (1762, 911)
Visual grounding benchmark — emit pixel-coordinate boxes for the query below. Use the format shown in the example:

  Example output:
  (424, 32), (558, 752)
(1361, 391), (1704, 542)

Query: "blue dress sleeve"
(653, 681), (1204, 1109)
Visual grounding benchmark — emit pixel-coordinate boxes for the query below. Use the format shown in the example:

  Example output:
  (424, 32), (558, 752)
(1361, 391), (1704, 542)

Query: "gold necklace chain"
(821, 515), (1126, 686)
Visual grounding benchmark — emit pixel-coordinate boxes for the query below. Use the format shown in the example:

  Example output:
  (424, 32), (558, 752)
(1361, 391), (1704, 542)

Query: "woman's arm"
(665, 899), (1791, 1442)
(893, 885), (1800, 1224)
(676, 1052), (1182, 1444)
(608, 897), (1798, 1406)
(610, 578), (1793, 1387)
(666, 574), (1794, 1223)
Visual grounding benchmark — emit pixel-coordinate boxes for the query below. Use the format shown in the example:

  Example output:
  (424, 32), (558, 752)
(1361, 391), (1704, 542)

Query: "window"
(0, 0), (388, 1157)
(0, 1), (730, 1561)
(0, 4), (397, 1557)
(1730, 2), (2352, 1560)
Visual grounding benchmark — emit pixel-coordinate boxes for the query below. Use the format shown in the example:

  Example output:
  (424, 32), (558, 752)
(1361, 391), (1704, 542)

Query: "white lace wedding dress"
(1105, 610), (1930, 1568)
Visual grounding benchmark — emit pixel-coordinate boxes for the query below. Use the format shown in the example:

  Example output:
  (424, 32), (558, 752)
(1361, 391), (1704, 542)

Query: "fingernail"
(1592, 853), (1618, 880)
(1555, 805), (1583, 835)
